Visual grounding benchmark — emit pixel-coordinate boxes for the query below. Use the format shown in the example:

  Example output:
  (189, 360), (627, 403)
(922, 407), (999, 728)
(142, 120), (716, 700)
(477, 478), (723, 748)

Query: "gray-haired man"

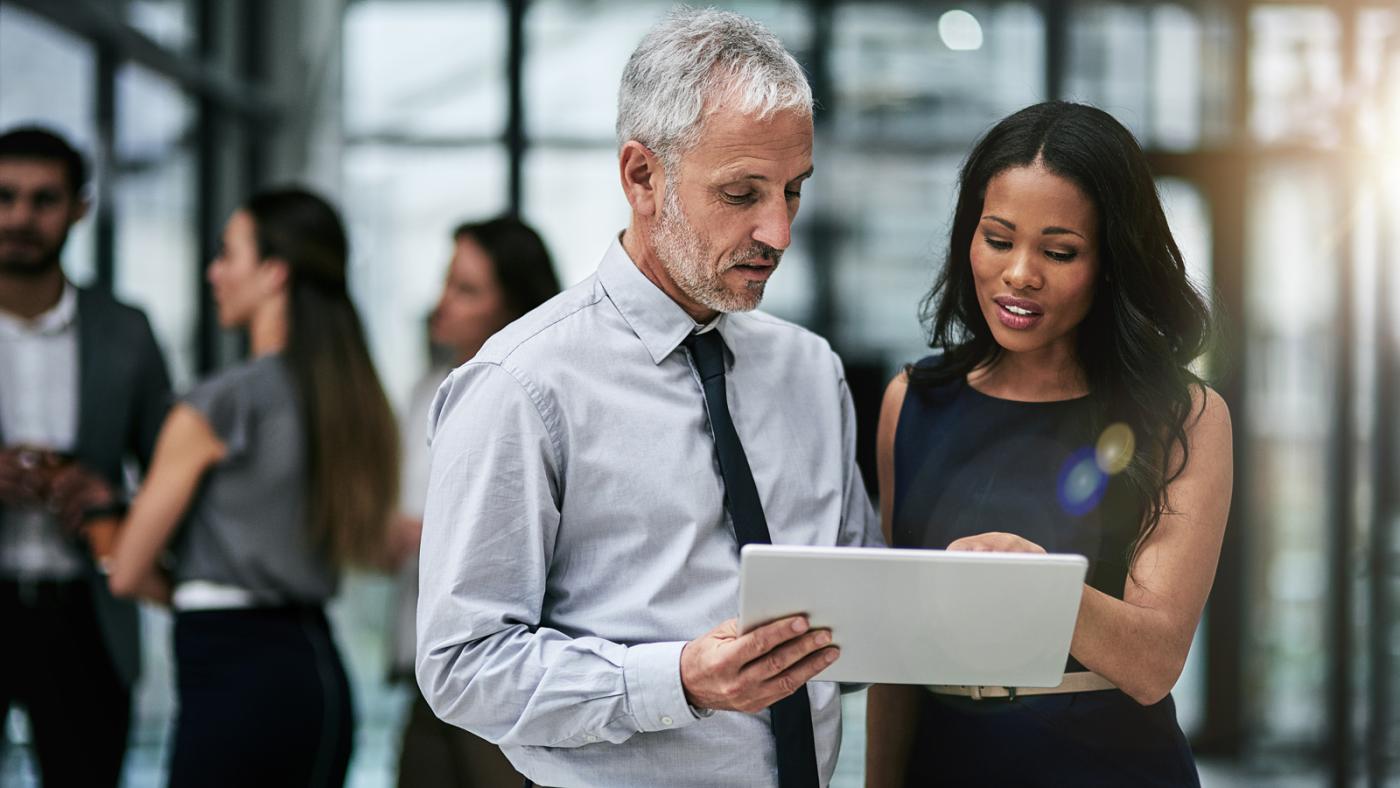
(416, 9), (880, 787)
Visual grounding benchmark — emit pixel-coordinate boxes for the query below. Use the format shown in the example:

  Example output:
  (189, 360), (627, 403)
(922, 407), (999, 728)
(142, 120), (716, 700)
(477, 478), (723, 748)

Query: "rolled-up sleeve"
(415, 362), (698, 749)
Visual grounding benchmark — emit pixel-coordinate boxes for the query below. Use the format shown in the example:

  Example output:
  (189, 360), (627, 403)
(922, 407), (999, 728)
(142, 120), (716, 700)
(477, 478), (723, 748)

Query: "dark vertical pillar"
(806, 0), (836, 343)
(1193, 152), (1247, 760)
(1194, 0), (1252, 758)
(506, 0), (527, 216)
(242, 0), (266, 191)
(1368, 175), (1396, 788)
(1326, 9), (1358, 787)
(195, 0), (219, 375)
(1043, 0), (1069, 101)
(94, 45), (118, 293)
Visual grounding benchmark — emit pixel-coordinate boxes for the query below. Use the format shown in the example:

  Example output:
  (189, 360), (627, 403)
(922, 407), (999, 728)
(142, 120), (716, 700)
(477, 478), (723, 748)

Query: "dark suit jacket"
(0, 286), (172, 688)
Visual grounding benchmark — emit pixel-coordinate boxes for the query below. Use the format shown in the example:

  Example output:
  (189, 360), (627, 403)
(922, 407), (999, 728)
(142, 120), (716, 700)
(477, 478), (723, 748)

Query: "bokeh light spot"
(938, 10), (984, 51)
(1095, 422), (1135, 475)
(1058, 447), (1108, 516)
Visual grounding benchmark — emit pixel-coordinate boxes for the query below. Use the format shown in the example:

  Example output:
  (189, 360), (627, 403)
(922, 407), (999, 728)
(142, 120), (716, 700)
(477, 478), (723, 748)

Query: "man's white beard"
(651, 185), (772, 314)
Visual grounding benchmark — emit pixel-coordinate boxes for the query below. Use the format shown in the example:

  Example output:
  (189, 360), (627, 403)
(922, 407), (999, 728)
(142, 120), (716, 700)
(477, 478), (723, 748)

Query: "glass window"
(1244, 161), (1338, 748)
(342, 144), (509, 406)
(1249, 5), (1344, 147)
(125, 0), (195, 54)
(525, 0), (811, 143)
(1067, 3), (1151, 138)
(525, 0), (671, 142)
(830, 3), (1044, 147)
(521, 147), (631, 288)
(112, 64), (199, 391)
(1068, 3), (1236, 151)
(0, 4), (98, 286)
(343, 0), (506, 140)
(822, 150), (963, 362)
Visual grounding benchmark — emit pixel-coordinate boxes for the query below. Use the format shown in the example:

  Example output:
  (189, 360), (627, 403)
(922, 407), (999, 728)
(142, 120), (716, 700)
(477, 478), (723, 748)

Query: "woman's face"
(207, 210), (285, 328)
(430, 235), (511, 360)
(970, 163), (1100, 358)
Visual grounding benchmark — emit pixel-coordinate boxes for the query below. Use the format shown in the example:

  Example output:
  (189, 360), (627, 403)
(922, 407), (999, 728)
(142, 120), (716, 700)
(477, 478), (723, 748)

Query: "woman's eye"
(983, 235), (1012, 251)
(1046, 249), (1078, 262)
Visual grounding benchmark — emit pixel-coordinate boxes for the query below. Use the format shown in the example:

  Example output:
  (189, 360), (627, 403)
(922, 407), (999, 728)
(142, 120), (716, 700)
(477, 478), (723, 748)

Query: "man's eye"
(721, 192), (753, 205)
(785, 190), (802, 201)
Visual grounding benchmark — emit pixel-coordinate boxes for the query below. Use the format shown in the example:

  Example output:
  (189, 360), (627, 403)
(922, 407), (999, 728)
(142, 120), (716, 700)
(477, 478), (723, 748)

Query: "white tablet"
(738, 544), (1089, 687)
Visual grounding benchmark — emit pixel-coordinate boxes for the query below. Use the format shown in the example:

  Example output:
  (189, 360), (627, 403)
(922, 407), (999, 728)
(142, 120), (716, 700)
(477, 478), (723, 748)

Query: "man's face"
(0, 159), (84, 277)
(651, 106), (813, 315)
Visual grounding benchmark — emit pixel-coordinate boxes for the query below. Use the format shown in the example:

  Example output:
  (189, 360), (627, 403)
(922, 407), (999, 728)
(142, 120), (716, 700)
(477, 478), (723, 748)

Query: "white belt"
(927, 670), (1116, 700)
(171, 580), (257, 611)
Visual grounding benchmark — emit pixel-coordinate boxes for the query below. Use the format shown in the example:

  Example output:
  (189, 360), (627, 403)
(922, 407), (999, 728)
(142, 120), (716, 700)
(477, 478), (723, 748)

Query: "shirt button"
(660, 716), (674, 726)
(585, 734), (598, 742)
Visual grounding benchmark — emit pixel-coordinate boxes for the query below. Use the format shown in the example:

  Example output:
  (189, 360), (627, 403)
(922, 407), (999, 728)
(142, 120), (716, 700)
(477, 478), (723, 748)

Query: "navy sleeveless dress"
(891, 356), (1199, 786)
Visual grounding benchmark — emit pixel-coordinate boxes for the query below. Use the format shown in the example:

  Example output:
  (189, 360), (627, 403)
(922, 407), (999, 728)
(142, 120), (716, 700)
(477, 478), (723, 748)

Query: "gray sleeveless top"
(173, 354), (338, 604)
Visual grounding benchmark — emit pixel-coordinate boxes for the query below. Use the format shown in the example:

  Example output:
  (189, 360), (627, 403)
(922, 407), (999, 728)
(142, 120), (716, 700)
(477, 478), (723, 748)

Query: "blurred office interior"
(0, 0), (1397, 785)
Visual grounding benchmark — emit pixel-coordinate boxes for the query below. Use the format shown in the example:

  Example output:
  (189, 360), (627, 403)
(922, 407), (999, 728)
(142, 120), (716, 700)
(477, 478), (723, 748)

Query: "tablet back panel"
(738, 545), (1089, 686)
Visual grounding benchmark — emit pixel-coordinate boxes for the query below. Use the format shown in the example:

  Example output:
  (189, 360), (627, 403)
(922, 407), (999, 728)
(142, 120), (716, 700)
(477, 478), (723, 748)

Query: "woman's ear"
(619, 140), (665, 218)
(259, 256), (291, 294)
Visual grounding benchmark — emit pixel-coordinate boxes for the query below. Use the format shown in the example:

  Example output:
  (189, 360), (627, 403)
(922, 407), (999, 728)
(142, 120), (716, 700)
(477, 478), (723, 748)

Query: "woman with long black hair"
(865, 102), (1232, 786)
(97, 187), (398, 787)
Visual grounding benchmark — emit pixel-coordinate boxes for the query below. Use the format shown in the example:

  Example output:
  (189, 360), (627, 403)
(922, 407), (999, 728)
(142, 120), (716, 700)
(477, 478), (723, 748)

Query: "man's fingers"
(739, 628), (832, 681)
(732, 615), (808, 663)
(753, 646), (841, 707)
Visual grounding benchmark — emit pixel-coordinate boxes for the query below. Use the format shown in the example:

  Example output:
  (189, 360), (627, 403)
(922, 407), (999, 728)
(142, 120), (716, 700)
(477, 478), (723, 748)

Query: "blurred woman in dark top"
(390, 216), (560, 788)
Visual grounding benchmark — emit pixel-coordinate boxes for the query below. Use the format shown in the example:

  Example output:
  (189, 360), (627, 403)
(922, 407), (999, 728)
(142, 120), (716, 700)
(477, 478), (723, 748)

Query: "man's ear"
(70, 196), (90, 225)
(618, 140), (666, 219)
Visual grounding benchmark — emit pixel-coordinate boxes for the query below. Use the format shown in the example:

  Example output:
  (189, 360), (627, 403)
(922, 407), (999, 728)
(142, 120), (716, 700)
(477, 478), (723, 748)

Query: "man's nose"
(751, 196), (792, 251)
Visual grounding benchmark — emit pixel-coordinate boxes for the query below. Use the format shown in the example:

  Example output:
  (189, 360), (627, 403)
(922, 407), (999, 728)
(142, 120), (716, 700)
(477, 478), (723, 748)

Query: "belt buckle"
(968, 685), (1018, 701)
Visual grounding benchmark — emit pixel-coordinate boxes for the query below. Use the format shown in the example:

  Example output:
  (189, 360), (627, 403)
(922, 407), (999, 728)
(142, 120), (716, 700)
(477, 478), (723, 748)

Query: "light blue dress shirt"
(416, 237), (881, 788)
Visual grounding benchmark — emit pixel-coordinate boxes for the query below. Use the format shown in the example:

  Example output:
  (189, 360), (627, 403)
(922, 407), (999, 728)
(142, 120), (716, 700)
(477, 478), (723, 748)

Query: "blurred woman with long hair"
(866, 102), (1232, 786)
(391, 216), (560, 788)
(99, 187), (398, 787)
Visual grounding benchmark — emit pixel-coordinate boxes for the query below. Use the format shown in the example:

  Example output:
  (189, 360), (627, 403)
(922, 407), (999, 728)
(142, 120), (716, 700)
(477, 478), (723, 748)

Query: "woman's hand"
(946, 531), (1046, 554)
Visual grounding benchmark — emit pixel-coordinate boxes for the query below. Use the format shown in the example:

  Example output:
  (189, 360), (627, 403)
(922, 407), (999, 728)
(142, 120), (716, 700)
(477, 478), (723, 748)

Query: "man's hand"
(0, 447), (48, 505)
(47, 463), (117, 533)
(680, 615), (839, 713)
(946, 531), (1046, 554)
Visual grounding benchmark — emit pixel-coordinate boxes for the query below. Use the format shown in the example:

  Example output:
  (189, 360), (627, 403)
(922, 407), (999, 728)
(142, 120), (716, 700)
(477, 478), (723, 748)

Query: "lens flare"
(1058, 447), (1108, 516)
(1095, 422), (1135, 475)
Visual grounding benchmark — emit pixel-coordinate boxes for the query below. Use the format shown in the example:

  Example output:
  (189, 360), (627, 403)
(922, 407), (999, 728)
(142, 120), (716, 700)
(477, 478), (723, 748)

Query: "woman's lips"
(993, 295), (1044, 330)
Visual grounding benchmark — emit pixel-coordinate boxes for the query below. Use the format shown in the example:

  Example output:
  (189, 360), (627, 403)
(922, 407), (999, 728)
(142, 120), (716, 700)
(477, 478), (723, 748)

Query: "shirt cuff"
(623, 641), (700, 733)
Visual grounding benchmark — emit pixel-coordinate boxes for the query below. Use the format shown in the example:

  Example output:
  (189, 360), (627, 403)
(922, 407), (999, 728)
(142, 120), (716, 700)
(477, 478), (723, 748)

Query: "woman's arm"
(865, 372), (921, 788)
(948, 386), (1233, 706)
(1068, 387), (1232, 704)
(106, 404), (227, 600)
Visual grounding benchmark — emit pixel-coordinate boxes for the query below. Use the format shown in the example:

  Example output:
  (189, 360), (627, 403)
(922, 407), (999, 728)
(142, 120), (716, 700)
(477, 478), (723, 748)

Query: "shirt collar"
(0, 282), (78, 338)
(597, 234), (730, 365)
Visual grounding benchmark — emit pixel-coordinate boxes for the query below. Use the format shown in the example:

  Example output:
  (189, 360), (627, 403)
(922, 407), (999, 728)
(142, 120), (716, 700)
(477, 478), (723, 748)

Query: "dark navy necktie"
(684, 330), (819, 788)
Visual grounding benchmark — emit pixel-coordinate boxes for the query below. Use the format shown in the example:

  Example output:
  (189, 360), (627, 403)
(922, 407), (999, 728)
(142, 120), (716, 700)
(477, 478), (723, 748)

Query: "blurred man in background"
(0, 126), (170, 787)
